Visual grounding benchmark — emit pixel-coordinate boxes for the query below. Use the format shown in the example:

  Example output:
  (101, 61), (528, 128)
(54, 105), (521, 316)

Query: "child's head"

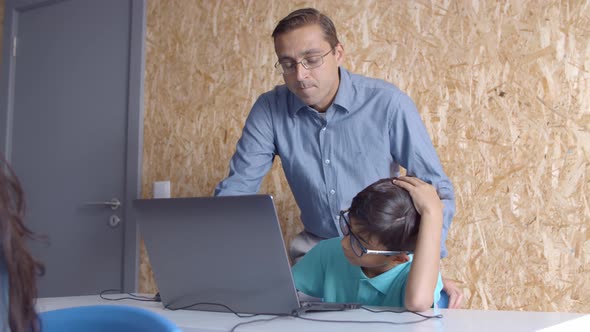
(349, 177), (420, 251)
(340, 177), (420, 270)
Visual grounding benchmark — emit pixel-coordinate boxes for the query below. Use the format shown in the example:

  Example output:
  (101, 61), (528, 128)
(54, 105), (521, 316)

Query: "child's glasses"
(339, 210), (411, 257)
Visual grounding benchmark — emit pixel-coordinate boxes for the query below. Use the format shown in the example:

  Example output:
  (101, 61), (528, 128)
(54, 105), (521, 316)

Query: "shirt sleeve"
(291, 240), (328, 299)
(433, 273), (444, 307)
(214, 94), (277, 196)
(388, 93), (456, 258)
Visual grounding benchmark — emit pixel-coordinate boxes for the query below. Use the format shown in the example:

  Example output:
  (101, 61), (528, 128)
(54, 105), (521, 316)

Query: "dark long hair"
(349, 178), (421, 252)
(0, 158), (44, 332)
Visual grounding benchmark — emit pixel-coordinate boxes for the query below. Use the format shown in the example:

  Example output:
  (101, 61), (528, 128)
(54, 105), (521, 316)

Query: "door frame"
(0, 0), (146, 293)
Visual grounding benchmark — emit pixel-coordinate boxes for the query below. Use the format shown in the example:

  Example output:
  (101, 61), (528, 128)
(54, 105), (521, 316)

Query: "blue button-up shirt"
(215, 67), (455, 257)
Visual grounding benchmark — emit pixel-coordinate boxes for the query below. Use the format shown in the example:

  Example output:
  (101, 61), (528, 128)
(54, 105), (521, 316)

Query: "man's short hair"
(272, 8), (340, 48)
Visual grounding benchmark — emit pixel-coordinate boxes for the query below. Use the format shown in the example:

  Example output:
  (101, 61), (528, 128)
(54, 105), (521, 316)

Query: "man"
(215, 8), (462, 308)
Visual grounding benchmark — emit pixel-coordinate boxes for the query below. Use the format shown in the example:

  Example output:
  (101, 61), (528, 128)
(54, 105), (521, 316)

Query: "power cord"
(235, 306), (442, 330)
(99, 289), (160, 302)
(286, 306), (443, 327)
(98, 291), (443, 331)
(229, 315), (288, 332)
(163, 299), (442, 331)
(360, 306), (443, 319)
(165, 302), (259, 317)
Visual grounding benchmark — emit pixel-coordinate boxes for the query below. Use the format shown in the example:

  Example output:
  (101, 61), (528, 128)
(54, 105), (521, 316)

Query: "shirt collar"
(360, 256), (414, 295)
(332, 67), (354, 112)
(289, 67), (354, 115)
(366, 272), (397, 295)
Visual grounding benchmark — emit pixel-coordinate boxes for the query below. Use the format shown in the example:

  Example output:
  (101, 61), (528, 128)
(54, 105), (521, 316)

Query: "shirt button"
(329, 189), (335, 195)
(324, 159), (331, 164)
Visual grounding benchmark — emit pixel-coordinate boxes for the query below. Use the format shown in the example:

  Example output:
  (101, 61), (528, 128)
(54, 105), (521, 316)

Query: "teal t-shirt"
(292, 238), (443, 307)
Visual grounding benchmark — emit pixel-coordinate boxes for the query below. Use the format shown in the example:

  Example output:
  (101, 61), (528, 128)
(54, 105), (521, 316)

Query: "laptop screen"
(134, 195), (301, 315)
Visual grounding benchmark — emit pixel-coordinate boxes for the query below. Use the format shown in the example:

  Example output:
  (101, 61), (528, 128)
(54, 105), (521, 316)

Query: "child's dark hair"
(348, 177), (420, 252)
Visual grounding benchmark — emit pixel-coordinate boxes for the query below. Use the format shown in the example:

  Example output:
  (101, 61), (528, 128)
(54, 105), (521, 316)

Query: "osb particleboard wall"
(141, 0), (590, 313)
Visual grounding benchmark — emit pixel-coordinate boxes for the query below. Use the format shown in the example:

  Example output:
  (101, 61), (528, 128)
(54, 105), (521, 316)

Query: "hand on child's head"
(392, 176), (443, 217)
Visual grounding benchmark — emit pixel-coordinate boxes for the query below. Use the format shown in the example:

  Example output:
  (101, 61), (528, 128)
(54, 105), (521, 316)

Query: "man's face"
(274, 24), (343, 112)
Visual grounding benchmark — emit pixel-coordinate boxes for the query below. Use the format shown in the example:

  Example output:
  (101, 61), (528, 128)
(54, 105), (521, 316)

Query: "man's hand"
(442, 277), (464, 308)
(392, 176), (444, 218)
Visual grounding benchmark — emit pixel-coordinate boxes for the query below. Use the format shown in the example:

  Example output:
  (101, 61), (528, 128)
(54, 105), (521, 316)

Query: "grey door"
(0, 0), (145, 296)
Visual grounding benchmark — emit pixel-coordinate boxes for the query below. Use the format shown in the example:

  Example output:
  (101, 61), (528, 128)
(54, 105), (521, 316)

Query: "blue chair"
(437, 289), (449, 308)
(39, 305), (181, 332)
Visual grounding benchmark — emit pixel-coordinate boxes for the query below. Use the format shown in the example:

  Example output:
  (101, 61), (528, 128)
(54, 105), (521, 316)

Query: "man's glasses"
(274, 48), (334, 75)
(339, 210), (411, 258)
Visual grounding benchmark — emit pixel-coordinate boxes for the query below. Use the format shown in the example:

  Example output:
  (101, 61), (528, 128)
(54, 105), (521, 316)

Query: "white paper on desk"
(537, 314), (590, 332)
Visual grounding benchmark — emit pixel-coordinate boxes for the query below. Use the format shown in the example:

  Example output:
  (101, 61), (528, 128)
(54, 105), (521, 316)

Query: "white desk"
(37, 295), (588, 332)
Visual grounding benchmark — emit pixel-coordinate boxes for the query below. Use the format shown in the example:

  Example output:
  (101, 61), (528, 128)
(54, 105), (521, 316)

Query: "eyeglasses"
(339, 210), (411, 258)
(274, 48), (334, 75)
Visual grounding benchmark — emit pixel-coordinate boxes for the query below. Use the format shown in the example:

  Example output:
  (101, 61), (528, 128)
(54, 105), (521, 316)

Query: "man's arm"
(393, 176), (443, 312)
(388, 93), (456, 258)
(215, 96), (276, 196)
(389, 95), (462, 308)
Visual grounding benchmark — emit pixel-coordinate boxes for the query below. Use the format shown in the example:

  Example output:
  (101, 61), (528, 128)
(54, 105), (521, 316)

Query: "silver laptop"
(134, 195), (359, 315)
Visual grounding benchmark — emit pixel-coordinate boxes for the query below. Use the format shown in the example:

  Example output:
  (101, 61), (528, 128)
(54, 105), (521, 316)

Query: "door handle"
(84, 198), (121, 210)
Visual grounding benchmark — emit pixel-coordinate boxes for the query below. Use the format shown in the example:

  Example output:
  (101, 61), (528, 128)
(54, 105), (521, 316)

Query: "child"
(292, 176), (444, 311)
(0, 157), (44, 332)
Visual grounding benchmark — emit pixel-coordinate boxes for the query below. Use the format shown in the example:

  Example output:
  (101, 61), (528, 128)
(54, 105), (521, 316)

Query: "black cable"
(227, 304), (442, 331)
(99, 289), (159, 302)
(164, 301), (260, 318)
(360, 305), (444, 319)
(98, 292), (443, 330)
(293, 314), (432, 325)
(229, 315), (289, 332)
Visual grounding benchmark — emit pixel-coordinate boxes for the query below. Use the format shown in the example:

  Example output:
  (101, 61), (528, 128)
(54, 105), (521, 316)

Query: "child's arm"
(393, 176), (443, 312)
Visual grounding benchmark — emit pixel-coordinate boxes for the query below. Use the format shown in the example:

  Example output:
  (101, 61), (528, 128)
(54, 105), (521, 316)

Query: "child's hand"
(392, 176), (443, 218)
